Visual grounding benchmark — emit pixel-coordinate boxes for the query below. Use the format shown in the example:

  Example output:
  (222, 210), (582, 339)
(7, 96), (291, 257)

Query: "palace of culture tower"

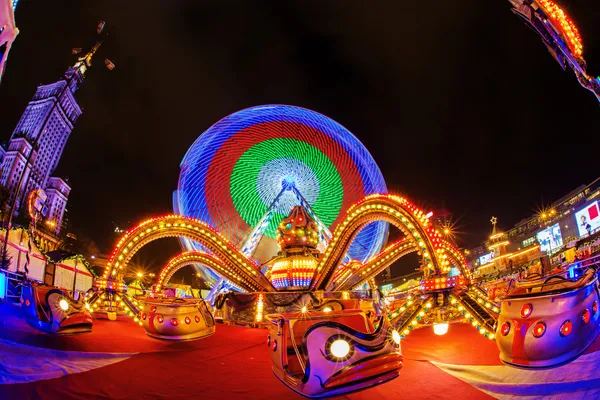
(0, 30), (109, 236)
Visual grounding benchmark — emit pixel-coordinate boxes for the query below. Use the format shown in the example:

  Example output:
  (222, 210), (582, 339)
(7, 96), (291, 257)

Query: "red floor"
(0, 304), (498, 400)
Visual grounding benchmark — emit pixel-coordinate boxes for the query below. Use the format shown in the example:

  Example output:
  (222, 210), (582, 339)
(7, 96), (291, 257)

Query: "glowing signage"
(536, 223), (563, 253)
(478, 252), (494, 265)
(380, 284), (393, 294)
(575, 201), (600, 238)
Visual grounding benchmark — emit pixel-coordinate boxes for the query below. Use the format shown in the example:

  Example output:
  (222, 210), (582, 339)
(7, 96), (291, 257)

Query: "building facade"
(0, 43), (100, 235)
(468, 177), (600, 275)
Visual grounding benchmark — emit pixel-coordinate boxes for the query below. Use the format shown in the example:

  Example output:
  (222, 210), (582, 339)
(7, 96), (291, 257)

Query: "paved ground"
(0, 302), (501, 399)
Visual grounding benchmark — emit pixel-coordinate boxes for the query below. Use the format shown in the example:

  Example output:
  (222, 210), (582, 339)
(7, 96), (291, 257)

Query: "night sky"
(1, 1), (599, 277)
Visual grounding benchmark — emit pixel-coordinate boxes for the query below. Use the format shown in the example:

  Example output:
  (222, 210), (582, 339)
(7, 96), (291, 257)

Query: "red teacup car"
(21, 282), (93, 335)
(266, 309), (403, 398)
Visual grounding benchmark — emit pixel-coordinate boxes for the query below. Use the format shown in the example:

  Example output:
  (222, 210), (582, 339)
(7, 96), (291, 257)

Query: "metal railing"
(1, 269), (25, 303)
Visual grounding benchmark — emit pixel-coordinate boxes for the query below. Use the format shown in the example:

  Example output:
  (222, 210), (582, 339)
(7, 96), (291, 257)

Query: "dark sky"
(1, 1), (599, 276)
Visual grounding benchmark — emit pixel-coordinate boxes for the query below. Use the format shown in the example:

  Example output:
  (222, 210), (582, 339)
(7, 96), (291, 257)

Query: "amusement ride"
(509, 0), (600, 102)
(5, 1), (600, 398)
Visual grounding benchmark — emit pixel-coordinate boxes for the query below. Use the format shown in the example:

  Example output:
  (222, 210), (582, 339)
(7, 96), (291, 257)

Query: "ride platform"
(1, 300), (599, 399)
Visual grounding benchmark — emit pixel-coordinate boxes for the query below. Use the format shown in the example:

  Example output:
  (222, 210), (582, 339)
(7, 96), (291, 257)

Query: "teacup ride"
(21, 282), (93, 335)
(141, 297), (216, 341)
(496, 266), (600, 368)
(265, 308), (403, 398)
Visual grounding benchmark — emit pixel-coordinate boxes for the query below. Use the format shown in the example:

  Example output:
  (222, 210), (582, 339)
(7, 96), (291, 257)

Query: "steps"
(456, 291), (497, 332)
(389, 295), (431, 336)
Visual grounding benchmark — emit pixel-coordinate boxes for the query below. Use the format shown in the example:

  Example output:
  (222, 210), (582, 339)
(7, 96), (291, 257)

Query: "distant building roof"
(46, 250), (77, 262)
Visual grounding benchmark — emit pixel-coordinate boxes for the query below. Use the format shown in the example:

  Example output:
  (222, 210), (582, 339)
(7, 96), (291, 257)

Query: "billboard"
(380, 284), (393, 294)
(575, 201), (600, 238)
(536, 223), (563, 253)
(478, 252), (494, 265)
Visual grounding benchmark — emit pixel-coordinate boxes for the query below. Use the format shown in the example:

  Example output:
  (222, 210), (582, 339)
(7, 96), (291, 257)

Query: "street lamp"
(136, 272), (143, 278)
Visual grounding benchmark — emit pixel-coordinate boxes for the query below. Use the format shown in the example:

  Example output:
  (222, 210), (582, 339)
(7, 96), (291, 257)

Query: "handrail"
(289, 319), (307, 373)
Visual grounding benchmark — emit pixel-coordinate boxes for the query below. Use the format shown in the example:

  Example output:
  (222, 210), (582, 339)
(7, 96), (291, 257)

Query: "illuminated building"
(0, 0), (19, 84)
(469, 177), (600, 274)
(0, 38), (104, 234)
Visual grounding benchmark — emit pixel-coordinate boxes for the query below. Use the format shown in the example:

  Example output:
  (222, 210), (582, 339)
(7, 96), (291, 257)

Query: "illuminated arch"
(311, 194), (447, 290)
(333, 240), (418, 290)
(99, 215), (275, 292)
(155, 251), (259, 293)
(441, 240), (472, 282)
(325, 237), (471, 291)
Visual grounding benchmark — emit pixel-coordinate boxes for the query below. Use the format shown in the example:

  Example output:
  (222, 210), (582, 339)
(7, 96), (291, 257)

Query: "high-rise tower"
(0, 21), (113, 235)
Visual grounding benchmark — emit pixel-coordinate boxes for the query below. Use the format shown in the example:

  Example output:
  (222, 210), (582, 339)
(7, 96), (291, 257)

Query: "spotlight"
(330, 339), (350, 358)
(433, 322), (449, 335)
(392, 330), (401, 344)
(59, 299), (69, 311)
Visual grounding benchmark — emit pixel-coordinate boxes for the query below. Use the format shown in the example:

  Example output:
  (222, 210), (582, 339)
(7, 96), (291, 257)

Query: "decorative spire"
(65, 21), (115, 92)
(490, 216), (497, 235)
(276, 206), (320, 250)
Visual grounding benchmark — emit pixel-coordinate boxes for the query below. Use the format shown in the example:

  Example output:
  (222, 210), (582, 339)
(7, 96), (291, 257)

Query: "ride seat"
(506, 269), (595, 297)
(33, 287), (53, 322)
(285, 311), (373, 377)
(541, 269), (595, 293)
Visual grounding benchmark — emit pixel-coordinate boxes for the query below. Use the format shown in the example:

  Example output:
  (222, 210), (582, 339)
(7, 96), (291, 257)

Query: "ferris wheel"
(174, 104), (389, 282)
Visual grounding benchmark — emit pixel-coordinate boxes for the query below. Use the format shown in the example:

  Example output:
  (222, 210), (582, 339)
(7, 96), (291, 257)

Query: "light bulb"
(433, 322), (449, 335)
(59, 299), (69, 311)
(392, 330), (401, 344)
(330, 339), (350, 358)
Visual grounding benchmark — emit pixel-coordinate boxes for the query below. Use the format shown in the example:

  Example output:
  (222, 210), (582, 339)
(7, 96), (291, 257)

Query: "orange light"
(500, 322), (511, 336)
(532, 322), (546, 338)
(521, 304), (533, 318)
(488, 240), (509, 249)
(560, 320), (572, 337)
(582, 309), (591, 324)
(537, 0), (583, 57)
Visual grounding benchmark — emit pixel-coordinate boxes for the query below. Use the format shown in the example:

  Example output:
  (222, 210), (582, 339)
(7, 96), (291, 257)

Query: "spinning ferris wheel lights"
(175, 105), (390, 280)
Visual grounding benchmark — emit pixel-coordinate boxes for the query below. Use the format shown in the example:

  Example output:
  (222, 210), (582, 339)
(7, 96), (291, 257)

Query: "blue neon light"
(0, 271), (6, 299)
(175, 105), (388, 265)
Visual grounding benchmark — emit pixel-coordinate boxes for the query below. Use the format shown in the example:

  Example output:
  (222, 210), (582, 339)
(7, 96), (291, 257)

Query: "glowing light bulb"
(392, 330), (401, 344)
(433, 322), (449, 335)
(330, 339), (350, 358)
(59, 299), (69, 311)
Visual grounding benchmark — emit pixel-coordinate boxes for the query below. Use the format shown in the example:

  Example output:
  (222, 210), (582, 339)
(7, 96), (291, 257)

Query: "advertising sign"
(536, 223), (563, 253)
(380, 284), (393, 294)
(478, 252), (494, 265)
(575, 201), (600, 238)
